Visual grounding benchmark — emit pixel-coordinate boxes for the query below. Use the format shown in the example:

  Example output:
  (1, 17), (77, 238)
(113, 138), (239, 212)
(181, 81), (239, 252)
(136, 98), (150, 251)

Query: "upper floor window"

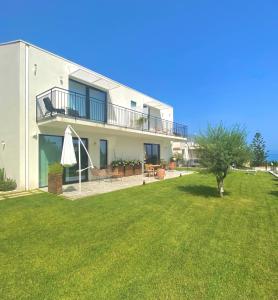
(131, 101), (136, 109)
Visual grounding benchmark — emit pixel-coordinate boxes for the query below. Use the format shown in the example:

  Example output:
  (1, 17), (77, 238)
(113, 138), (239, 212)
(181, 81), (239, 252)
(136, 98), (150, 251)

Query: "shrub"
(0, 178), (17, 191)
(0, 168), (17, 191)
(0, 168), (4, 181)
(48, 163), (63, 175)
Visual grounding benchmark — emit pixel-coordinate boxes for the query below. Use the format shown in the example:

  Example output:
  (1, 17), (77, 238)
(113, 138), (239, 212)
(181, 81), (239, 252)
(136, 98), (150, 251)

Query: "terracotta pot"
(124, 165), (134, 176)
(134, 165), (142, 175)
(48, 173), (63, 194)
(156, 168), (165, 180)
(113, 166), (125, 177)
(169, 161), (176, 170)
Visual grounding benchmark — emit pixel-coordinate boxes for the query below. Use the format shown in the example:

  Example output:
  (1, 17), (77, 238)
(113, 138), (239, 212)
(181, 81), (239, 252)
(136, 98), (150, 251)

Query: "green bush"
(0, 168), (17, 191)
(48, 163), (63, 175)
(0, 178), (17, 191)
(0, 168), (4, 181)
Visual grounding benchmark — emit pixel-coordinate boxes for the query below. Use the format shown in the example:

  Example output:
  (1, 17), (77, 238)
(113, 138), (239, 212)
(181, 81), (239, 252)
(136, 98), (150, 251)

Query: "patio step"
(0, 189), (43, 200)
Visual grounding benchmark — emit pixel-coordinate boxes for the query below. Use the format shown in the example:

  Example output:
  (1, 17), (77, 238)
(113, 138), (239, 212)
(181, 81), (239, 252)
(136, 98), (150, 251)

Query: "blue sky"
(1, 0), (277, 153)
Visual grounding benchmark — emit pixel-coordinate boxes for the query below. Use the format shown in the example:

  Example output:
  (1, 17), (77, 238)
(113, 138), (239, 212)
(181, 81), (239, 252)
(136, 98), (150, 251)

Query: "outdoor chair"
(43, 97), (65, 117)
(144, 164), (155, 177)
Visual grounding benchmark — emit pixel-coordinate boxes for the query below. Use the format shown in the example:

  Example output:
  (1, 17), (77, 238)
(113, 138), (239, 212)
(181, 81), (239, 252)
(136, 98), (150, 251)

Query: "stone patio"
(59, 170), (193, 200)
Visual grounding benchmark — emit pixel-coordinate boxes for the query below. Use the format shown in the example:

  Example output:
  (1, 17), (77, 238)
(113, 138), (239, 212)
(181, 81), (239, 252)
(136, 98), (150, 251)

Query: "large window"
(89, 87), (106, 122)
(39, 134), (88, 187)
(144, 143), (160, 164)
(69, 80), (107, 122)
(68, 80), (87, 118)
(100, 140), (108, 169)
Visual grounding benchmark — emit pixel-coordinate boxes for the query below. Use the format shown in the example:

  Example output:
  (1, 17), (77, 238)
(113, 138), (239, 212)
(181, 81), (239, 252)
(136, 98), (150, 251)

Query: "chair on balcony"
(43, 97), (65, 117)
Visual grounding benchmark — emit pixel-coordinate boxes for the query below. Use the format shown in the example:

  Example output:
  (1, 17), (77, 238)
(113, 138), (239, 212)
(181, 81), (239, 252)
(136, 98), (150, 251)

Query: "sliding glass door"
(144, 143), (160, 164)
(39, 134), (88, 187)
(89, 87), (106, 123)
(64, 138), (88, 183)
(39, 135), (63, 187)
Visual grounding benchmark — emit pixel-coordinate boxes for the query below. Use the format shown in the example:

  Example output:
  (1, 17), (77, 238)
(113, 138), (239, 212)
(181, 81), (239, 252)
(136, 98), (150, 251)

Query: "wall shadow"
(178, 185), (230, 198)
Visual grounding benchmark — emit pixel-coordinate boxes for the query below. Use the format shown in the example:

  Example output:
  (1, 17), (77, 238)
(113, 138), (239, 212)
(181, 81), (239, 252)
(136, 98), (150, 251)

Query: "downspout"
(25, 44), (29, 190)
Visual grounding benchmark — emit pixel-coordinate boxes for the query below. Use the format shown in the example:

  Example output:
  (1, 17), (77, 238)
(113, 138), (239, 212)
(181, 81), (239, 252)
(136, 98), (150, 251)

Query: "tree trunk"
(219, 179), (224, 197)
(216, 177), (224, 197)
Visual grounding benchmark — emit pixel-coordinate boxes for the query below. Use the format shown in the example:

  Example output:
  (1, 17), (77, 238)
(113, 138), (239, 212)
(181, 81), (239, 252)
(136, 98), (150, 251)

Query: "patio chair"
(43, 97), (65, 117)
(144, 164), (155, 177)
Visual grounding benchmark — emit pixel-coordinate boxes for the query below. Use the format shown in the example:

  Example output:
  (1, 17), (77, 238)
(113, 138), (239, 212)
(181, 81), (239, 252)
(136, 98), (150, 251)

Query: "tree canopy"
(196, 124), (250, 197)
(250, 132), (267, 167)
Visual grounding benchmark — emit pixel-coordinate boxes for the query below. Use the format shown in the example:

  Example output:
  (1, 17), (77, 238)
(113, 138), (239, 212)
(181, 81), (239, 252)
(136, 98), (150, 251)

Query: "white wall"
(0, 43), (26, 189)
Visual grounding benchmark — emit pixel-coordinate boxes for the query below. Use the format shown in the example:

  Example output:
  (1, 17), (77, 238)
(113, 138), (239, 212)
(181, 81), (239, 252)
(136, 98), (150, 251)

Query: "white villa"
(0, 40), (187, 190)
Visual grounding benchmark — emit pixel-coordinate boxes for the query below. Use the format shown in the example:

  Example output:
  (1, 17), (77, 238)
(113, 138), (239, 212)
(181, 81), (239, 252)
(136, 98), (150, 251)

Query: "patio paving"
(59, 170), (194, 200)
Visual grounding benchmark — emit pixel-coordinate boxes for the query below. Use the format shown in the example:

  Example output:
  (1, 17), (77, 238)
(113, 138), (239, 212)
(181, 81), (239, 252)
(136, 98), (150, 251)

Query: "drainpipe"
(25, 44), (29, 190)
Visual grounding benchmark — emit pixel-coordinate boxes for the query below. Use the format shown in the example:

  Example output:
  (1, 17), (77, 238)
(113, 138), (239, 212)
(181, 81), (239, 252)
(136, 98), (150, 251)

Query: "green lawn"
(0, 172), (277, 299)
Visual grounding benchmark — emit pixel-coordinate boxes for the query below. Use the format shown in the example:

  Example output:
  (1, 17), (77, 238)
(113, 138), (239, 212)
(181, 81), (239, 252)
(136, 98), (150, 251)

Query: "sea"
(268, 151), (278, 162)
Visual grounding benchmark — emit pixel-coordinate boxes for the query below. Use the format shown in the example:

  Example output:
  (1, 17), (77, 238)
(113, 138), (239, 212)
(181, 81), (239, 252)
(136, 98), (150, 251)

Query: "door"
(89, 88), (107, 122)
(144, 143), (160, 164)
(39, 135), (63, 187)
(68, 80), (87, 118)
(39, 134), (88, 187)
(64, 138), (88, 183)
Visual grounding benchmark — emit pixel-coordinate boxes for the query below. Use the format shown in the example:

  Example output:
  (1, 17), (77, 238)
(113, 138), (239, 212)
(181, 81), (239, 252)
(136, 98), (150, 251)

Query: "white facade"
(0, 40), (187, 190)
(172, 140), (199, 166)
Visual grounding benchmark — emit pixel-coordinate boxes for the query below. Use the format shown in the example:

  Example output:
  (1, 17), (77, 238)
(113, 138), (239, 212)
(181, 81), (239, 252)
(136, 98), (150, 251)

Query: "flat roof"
(0, 39), (172, 110)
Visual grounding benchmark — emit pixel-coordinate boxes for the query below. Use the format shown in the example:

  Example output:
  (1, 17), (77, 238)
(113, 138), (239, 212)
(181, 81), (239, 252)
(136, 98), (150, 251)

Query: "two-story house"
(0, 40), (187, 190)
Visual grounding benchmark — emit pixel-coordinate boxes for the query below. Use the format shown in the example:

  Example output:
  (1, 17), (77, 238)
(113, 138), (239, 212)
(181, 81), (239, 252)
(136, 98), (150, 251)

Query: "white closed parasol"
(61, 125), (94, 193)
(61, 126), (77, 167)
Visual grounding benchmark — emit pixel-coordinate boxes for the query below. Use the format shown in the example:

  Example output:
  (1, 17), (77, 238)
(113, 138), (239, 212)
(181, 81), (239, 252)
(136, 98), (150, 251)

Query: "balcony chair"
(43, 97), (65, 117)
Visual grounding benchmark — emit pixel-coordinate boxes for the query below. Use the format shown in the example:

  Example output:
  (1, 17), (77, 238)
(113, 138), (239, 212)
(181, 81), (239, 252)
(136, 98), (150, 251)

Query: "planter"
(156, 168), (165, 180)
(169, 161), (176, 170)
(48, 173), (62, 194)
(113, 166), (125, 177)
(134, 165), (142, 175)
(124, 165), (134, 176)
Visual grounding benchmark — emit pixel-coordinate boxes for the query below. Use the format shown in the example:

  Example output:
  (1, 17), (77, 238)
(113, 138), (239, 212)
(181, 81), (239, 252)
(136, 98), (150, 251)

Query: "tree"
(250, 132), (267, 167)
(196, 124), (250, 197)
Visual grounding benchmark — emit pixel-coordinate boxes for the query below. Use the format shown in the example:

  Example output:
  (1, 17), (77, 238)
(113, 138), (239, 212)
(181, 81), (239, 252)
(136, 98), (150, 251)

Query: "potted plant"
(48, 162), (63, 194)
(156, 168), (165, 180)
(111, 160), (125, 177)
(134, 160), (142, 175)
(169, 156), (176, 170)
(124, 160), (134, 176)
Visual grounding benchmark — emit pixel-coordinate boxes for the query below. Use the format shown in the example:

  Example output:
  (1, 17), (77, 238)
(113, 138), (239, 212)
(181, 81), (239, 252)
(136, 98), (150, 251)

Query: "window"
(131, 101), (136, 109)
(144, 143), (160, 164)
(39, 134), (88, 187)
(89, 87), (107, 122)
(100, 140), (108, 169)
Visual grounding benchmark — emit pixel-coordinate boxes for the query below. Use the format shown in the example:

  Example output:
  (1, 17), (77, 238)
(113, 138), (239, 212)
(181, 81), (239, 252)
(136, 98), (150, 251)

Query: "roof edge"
(0, 39), (173, 109)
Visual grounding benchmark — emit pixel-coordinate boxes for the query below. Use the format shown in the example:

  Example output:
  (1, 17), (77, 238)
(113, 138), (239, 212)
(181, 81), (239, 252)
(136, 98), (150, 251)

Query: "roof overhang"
(144, 99), (171, 110)
(70, 69), (121, 90)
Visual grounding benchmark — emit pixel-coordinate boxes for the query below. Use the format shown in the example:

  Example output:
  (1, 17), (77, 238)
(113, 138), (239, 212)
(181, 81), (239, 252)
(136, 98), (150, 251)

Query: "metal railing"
(36, 87), (187, 138)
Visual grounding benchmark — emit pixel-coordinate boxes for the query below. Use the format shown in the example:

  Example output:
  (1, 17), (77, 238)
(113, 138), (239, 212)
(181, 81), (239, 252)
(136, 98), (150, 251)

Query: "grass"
(0, 172), (277, 299)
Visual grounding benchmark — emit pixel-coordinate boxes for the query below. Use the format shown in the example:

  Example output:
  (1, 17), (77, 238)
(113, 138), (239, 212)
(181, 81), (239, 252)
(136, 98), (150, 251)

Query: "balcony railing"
(36, 87), (187, 138)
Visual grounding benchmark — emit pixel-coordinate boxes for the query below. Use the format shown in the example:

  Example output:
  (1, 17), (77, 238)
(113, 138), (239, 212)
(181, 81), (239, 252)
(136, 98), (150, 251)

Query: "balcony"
(36, 87), (187, 138)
